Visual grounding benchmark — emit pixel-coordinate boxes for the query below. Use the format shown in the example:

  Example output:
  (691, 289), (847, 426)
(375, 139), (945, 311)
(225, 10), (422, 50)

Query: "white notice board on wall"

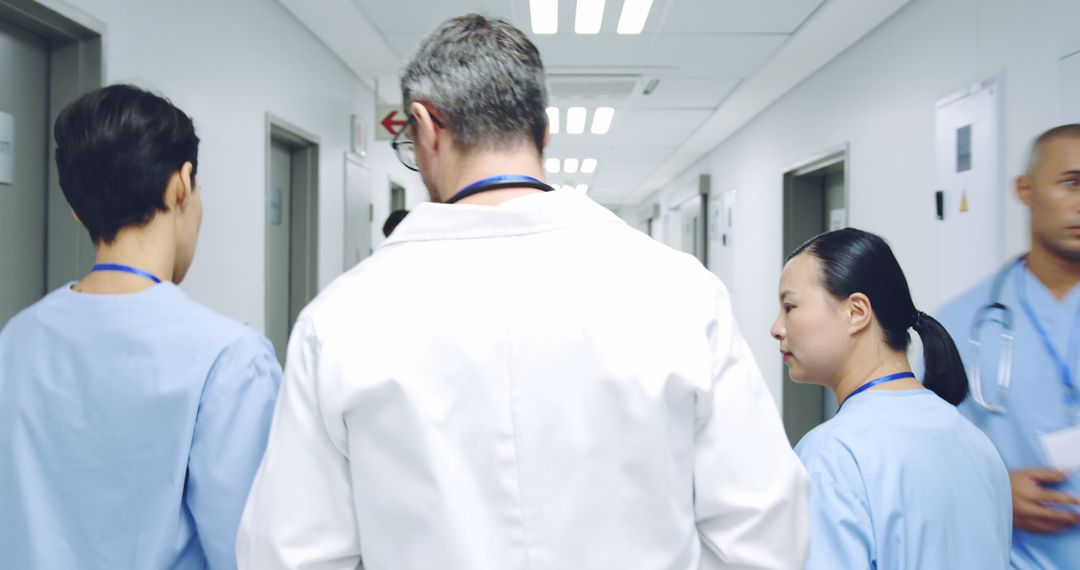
(935, 75), (1003, 304)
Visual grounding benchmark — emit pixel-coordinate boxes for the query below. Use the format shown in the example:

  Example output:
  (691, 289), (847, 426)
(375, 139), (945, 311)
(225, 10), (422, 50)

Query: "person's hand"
(1011, 468), (1080, 533)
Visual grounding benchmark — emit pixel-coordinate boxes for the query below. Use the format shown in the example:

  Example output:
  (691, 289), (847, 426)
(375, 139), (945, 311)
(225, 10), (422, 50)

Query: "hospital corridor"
(1, 0), (1079, 568)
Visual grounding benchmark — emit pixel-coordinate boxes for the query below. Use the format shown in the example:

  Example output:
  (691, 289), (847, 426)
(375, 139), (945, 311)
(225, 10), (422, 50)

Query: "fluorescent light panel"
(546, 107), (559, 134)
(530, 0), (558, 34)
(566, 107), (587, 134)
(581, 158), (597, 173)
(591, 107), (614, 134)
(575, 0), (605, 34)
(544, 158), (561, 173)
(617, 0), (653, 34)
(564, 158), (580, 174)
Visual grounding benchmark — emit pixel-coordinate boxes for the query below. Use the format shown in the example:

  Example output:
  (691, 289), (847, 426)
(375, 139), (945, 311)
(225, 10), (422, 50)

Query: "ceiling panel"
(532, 34), (654, 68)
(645, 34), (787, 77)
(295, 0), (852, 204)
(383, 32), (425, 59)
(620, 108), (712, 133)
(632, 77), (739, 109)
(352, 0), (516, 34)
(658, 0), (825, 34)
(588, 159), (666, 202)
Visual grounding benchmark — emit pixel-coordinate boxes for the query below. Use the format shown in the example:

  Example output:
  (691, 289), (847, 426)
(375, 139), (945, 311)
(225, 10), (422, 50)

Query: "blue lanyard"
(840, 371), (916, 409)
(91, 263), (162, 284)
(1016, 263), (1080, 406)
(446, 174), (553, 204)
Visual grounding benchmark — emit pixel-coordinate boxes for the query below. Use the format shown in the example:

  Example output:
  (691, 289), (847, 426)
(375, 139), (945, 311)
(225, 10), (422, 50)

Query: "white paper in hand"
(1040, 425), (1080, 472)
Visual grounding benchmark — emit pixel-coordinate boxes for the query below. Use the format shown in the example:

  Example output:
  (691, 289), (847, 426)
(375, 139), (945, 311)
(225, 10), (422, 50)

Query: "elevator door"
(0, 18), (49, 327)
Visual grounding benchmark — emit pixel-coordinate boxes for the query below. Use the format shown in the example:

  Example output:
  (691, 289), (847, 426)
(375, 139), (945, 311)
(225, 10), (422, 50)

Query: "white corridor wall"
(59, 0), (425, 332)
(632, 0), (1080, 405)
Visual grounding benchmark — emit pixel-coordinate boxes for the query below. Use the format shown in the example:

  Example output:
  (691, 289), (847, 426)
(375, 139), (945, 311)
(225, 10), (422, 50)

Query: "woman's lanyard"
(1016, 263), (1080, 417)
(446, 174), (554, 204)
(840, 371), (916, 409)
(91, 263), (162, 284)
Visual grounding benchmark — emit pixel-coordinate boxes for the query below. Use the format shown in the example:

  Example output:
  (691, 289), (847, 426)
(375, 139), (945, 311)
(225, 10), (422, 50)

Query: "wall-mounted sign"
(0, 111), (14, 185)
(376, 105), (407, 141)
(351, 114), (368, 157)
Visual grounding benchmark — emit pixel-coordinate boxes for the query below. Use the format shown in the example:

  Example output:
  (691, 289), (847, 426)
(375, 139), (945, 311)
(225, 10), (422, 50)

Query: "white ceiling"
(279, 0), (909, 205)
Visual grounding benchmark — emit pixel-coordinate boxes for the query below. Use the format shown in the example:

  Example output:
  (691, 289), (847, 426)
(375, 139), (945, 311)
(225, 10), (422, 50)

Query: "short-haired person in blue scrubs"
(772, 228), (1012, 569)
(939, 124), (1080, 568)
(0, 85), (282, 569)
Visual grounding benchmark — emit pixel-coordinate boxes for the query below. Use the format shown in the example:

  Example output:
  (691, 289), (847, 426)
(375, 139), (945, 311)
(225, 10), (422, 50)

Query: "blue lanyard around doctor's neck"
(91, 263), (162, 284)
(1016, 262), (1080, 408)
(840, 371), (916, 409)
(446, 175), (554, 204)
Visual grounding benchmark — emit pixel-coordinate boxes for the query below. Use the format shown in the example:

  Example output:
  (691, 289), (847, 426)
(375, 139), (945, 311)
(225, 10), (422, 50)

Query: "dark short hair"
(401, 14), (548, 155)
(1026, 123), (1080, 177)
(54, 84), (199, 244)
(790, 228), (969, 406)
(383, 209), (409, 237)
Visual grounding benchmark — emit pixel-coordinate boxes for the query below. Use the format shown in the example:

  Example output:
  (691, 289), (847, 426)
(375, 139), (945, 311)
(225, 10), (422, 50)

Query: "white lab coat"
(237, 189), (809, 569)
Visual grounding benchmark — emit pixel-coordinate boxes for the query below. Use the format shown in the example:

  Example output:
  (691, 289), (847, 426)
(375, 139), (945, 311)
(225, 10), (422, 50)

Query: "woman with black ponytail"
(771, 228), (1011, 569)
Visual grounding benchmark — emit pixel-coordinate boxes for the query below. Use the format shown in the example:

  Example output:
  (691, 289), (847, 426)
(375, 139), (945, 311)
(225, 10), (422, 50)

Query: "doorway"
(665, 174), (710, 268)
(0, 17), (48, 326)
(265, 117), (319, 363)
(781, 148), (848, 445)
(389, 180), (406, 212)
(0, 0), (101, 328)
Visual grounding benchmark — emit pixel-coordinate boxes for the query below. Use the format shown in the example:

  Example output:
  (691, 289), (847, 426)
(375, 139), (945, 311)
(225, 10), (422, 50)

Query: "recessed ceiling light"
(566, 107), (587, 134)
(546, 107), (560, 134)
(617, 0), (653, 34)
(564, 158), (580, 174)
(530, 0), (558, 34)
(581, 158), (597, 173)
(591, 107), (614, 134)
(545, 158), (561, 173)
(575, 0), (605, 34)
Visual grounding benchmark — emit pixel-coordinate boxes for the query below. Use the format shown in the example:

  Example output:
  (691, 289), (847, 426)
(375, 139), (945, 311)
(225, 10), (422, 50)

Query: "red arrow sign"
(380, 110), (407, 137)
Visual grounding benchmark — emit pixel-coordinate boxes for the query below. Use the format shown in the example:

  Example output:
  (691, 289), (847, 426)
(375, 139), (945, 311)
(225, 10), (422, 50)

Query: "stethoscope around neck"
(968, 255), (1080, 420)
(967, 257), (1019, 413)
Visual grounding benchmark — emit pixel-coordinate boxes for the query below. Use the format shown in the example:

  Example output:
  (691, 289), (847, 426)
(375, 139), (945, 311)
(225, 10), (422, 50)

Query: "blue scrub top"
(0, 283), (282, 569)
(940, 263), (1080, 569)
(796, 389), (1012, 570)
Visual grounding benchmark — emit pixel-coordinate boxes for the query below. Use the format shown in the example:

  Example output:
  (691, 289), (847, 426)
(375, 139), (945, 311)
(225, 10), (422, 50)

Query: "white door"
(0, 19), (48, 327)
(343, 153), (372, 269)
(935, 77), (1003, 304)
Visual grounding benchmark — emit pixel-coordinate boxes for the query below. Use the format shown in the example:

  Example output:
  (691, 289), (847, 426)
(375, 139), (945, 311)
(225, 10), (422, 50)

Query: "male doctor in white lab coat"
(238, 13), (809, 569)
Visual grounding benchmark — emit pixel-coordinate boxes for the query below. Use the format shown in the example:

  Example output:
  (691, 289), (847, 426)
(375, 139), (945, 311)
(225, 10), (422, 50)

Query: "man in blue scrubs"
(0, 85), (281, 569)
(939, 124), (1080, 568)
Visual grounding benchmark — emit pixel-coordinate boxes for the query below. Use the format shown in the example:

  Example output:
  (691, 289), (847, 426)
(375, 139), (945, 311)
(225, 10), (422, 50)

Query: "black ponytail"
(789, 228), (969, 406)
(912, 311), (968, 405)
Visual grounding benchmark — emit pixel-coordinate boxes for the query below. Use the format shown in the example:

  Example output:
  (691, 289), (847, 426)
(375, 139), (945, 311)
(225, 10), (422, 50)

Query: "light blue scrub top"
(0, 283), (282, 569)
(940, 264), (1080, 569)
(796, 389), (1012, 570)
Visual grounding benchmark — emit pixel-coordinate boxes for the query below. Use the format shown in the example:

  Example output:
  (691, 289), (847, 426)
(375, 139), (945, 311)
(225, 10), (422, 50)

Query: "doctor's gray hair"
(401, 13), (548, 155)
